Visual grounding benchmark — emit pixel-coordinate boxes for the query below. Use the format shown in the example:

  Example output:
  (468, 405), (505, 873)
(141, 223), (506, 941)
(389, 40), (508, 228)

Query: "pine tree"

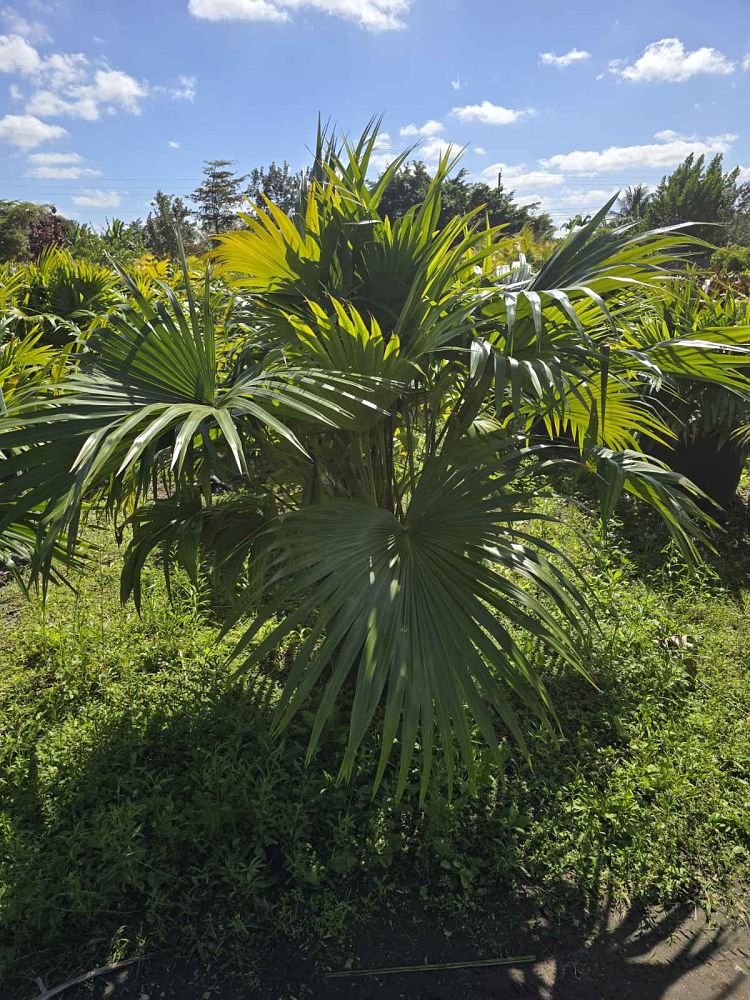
(190, 160), (247, 236)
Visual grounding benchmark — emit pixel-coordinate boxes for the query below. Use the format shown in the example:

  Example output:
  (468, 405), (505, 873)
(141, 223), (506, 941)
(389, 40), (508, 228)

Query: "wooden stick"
(326, 954), (536, 978)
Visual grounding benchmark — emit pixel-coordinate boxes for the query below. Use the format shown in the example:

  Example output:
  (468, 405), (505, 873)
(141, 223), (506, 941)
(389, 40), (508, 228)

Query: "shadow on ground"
(45, 901), (750, 1000)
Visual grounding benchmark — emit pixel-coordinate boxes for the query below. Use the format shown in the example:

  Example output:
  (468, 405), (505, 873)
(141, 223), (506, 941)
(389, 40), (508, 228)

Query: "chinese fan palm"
(3, 121), (750, 797)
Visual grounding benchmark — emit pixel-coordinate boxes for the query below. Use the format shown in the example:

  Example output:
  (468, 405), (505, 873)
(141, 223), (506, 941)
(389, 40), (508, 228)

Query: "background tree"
(615, 184), (652, 225)
(144, 191), (200, 257)
(246, 161), (301, 216)
(191, 159), (248, 236)
(66, 218), (145, 266)
(377, 161), (553, 237)
(644, 154), (745, 247)
(27, 207), (75, 258)
(0, 200), (55, 261)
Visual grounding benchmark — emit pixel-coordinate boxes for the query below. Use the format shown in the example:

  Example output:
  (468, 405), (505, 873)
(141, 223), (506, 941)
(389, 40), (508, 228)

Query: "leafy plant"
(2, 122), (749, 797)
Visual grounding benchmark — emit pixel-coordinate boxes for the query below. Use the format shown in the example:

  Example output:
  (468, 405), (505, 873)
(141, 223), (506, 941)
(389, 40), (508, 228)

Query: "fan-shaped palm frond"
(230, 443), (589, 800)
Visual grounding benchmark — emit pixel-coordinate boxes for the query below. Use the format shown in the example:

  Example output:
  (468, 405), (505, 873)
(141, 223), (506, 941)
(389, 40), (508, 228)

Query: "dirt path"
(37, 905), (750, 1000)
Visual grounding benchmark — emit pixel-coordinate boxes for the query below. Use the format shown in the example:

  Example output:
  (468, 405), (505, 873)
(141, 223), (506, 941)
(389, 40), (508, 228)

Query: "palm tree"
(615, 184), (652, 224)
(2, 122), (748, 798)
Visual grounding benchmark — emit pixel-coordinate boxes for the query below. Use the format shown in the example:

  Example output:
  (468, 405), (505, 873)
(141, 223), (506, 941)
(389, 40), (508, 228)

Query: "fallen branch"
(32, 956), (146, 1000)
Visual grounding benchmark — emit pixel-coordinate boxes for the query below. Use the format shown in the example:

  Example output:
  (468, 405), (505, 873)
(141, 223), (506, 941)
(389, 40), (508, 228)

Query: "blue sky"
(1, 0), (749, 227)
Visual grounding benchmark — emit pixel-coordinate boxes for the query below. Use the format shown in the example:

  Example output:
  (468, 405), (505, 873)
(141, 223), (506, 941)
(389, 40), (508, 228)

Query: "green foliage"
(143, 190), (200, 258)
(3, 122), (748, 801)
(0, 200), (68, 262)
(644, 154), (746, 248)
(614, 184), (652, 225)
(246, 161), (302, 216)
(9, 247), (120, 344)
(67, 217), (146, 267)
(377, 160), (554, 237)
(191, 159), (249, 236)
(711, 243), (750, 275)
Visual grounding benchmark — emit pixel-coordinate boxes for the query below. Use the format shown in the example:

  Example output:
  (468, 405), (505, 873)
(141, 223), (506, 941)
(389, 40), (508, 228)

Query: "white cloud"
(540, 48), (591, 69)
(26, 87), (98, 119)
(27, 150), (80, 164)
(26, 151), (100, 179)
(737, 165), (750, 184)
(0, 32), (41, 74)
(451, 75), (463, 90)
(187, 0), (411, 31)
(171, 74), (196, 100)
(743, 54), (750, 71)
(0, 7), (51, 43)
(554, 187), (619, 209)
(9, 80), (21, 98)
(168, 139), (180, 148)
(41, 51), (88, 88)
(368, 131), (395, 172)
(26, 65), (149, 119)
(30, 163), (101, 178)
(90, 68), (148, 113)
(514, 192), (544, 208)
(420, 137), (456, 163)
(474, 146), (486, 155)
(541, 130), (736, 174)
(400, 119), (444, 138)
(451, 100), (534, 125)
(72, 188), (122, 209)
(611, 37), (735, 83)
(482, 163), (565, 189)
(0, 111), (65, 147)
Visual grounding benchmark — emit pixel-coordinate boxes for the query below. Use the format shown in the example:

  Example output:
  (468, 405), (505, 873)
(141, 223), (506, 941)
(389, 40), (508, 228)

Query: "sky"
(0, 0), (749, 228)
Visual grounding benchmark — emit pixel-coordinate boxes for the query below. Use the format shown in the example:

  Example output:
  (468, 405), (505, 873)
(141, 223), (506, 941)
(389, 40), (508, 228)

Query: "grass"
(1, 495), (750, 995)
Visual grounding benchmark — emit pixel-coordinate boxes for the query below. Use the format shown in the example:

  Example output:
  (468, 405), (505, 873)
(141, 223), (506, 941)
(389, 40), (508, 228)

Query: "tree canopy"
(377, 161), (554, 237)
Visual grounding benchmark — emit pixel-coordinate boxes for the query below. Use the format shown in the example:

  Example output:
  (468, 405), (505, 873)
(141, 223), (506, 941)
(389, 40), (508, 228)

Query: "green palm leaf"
(230, 443), (590, 800)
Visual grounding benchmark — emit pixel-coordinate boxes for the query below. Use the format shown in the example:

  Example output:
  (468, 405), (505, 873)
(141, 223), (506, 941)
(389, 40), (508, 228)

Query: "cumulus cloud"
(451, 100), (534, 125)
(419, 136), (456, 163)
(0, 7), (51, 43)
(3, 35), (193, 122)
(0, 111), (65, 147)
(451, 76), (463, 90)
(482, 163), (565, 189)
(399, 119), (444, 138)
(25, 64), (149, 119)
(474, 146), (486, 155)
(539, 48), (591, 69)
(610, 38), (735, 83)
(187, 0), (411, 31)
(0, 32), (41, 74)
(72, 188), (122, 209)
(553, 187), (619, 209)
(26, 150), (100, 179)
(541, 130), (736, 174)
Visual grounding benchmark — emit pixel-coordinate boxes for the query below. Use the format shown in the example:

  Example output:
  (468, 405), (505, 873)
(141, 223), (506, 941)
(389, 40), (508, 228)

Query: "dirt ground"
(23, 904), (750, 1000)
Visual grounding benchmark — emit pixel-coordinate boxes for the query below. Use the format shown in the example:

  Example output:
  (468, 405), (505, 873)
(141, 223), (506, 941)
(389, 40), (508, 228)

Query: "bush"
(711, 243), (750, 275)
